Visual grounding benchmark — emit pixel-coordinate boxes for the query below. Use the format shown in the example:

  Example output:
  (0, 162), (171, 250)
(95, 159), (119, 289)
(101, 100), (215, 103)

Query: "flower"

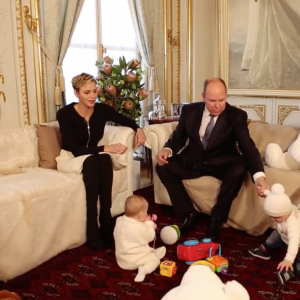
(138, 88), (148, 100)
(103, 63), (112, 75)
(106, 84), (117, 97)
(128, 59), (140, 69)
(95, 56), (147, 121)
(124, 100), (134, 110)
(126, 72), (137, 82)
(103, 56), (112, 63)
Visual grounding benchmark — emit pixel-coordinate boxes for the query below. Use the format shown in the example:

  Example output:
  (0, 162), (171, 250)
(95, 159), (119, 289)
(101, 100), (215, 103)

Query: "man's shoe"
(277, 270), (294, 285)
(248, 244), (271, 260)
(206, 217), (221, 241)
(180, 213), (195, 235)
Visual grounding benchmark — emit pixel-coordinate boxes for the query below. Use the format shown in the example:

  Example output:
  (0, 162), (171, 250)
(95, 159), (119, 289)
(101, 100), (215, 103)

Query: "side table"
(144, 116), (180, 183)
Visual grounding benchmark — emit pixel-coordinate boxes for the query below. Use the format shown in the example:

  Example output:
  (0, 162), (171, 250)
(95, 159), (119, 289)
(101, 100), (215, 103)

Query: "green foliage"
(95, 56), (148, 121)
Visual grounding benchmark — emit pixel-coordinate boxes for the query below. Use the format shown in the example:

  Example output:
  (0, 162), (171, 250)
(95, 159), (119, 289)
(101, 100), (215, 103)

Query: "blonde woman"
(56, 73), (145, 251)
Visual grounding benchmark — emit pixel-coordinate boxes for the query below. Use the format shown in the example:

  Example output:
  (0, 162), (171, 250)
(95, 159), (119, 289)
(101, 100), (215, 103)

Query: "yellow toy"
(190, 255), (229, 274)
(160, 260), (177, 277)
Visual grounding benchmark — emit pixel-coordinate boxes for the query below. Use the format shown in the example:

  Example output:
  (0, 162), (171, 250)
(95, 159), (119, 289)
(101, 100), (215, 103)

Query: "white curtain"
(128, 0), (164, 119)
(246, 0), (300, 89)
(43, 0), (85, 121)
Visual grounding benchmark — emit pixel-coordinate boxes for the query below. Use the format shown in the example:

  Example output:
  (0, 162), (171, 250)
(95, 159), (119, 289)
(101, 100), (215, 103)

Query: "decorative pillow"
(35, 124), (62, 169)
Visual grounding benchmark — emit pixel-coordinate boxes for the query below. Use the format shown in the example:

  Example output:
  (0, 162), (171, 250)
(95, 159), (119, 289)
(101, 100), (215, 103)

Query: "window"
(63, 0), (139, 104)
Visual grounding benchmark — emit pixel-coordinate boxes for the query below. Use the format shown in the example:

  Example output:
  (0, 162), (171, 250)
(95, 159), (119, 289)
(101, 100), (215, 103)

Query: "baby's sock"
(155, 246), (166, 259)
(134, 266), (146, 282)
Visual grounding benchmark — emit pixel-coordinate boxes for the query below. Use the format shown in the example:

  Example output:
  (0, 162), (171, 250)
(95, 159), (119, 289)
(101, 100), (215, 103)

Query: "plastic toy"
(190, 246), (229, 274)
(160, 225), (181, 245)
(177, 238), (219, 265)
(160, 260), (177, 277)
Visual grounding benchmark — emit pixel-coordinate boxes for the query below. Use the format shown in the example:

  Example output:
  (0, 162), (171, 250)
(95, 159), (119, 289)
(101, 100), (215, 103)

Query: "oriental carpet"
(1, 186), (300, 300)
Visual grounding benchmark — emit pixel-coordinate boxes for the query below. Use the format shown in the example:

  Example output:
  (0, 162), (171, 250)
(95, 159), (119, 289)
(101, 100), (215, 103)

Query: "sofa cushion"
(249, 121), (299, 159)
(0, 126), (37, 175)
(35, 124), (62, 169)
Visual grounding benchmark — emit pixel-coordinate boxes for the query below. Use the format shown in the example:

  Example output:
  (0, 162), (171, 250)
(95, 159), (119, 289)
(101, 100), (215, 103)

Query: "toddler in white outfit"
(249, 183), (300, 285)
(113, 195), (166, 282)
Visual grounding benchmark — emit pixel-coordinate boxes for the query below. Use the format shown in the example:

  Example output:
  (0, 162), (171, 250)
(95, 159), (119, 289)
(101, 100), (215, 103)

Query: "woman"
(56, 73), (146, 251)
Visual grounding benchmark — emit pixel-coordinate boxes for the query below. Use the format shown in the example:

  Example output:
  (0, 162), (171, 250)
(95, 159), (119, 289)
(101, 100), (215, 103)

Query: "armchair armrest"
(144, 122), (178, 160)
(99, 125), (135, 163)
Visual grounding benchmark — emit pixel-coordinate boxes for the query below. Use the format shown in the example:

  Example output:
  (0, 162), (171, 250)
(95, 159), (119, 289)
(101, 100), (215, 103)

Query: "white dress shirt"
(164, 106), (265, 182)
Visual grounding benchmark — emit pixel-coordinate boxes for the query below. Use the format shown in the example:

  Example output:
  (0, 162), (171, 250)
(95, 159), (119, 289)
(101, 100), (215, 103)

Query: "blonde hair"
(71, 73), (97, 92)
(125, 195), (148, 217)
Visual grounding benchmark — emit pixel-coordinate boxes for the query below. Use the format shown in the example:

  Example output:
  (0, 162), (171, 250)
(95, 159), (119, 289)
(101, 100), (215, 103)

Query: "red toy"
(177, 238), (220, 265)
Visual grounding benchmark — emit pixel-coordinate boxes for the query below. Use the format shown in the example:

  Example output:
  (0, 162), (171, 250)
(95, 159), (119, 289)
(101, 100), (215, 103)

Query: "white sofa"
(0, 124), (135, 282)
(144, 121), (300, 236)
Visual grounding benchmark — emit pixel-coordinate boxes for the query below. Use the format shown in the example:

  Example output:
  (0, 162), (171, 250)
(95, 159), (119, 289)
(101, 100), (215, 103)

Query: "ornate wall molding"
(35, 0), (47, 123)
(233, 104), (266, 121)
(188, 0), (193, 103)
(163, 0), (180, 113)
(176, 0), (180, 104)
(15, 0), (30, 125)
(278, 105), (299, 125)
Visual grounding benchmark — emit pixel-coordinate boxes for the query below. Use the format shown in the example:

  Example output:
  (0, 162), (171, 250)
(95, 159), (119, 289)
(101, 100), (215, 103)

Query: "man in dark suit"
(156, 78), (269, 240)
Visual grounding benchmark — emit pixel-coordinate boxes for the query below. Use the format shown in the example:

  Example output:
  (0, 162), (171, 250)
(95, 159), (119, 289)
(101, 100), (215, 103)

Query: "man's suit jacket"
(165, 102), (264, 177)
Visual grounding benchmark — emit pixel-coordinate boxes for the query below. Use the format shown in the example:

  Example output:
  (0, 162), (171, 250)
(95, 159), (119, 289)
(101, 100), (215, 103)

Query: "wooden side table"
(144, 116), (180, 183)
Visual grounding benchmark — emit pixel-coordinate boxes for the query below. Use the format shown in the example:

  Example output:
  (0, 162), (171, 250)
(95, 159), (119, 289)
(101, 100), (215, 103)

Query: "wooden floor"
(135, 157), (152, 189)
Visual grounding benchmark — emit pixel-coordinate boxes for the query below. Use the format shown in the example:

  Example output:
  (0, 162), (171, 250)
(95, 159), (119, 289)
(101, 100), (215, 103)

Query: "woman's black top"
(57, 102), (139, 157)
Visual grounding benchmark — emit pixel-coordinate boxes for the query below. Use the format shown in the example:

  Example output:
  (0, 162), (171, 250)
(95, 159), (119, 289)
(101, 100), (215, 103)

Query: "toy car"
(190, 245), (229, 274)
(177, 238), (219, 265)
(160, 260), (177, 277)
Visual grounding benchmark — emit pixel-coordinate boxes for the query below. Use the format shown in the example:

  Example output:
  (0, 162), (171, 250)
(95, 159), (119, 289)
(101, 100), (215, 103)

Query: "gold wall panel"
(278, 105), (299, 125)
(16, 0), (30, 125)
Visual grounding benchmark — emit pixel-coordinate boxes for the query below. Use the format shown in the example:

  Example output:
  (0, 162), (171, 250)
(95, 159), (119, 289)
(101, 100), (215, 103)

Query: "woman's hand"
(104, 143), (128, 154)
(134, 128), (146, 149)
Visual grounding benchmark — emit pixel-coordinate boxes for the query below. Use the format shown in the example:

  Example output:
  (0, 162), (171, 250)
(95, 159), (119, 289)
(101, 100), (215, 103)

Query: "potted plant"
(95, 56), (148, 121)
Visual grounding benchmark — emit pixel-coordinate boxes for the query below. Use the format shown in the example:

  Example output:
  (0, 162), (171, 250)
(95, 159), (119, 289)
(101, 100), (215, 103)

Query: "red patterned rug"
(1, 185), (300, 300)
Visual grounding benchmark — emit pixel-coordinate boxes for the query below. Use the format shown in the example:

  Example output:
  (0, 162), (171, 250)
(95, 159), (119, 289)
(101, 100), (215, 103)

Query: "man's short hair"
(203, 77), (227, 95)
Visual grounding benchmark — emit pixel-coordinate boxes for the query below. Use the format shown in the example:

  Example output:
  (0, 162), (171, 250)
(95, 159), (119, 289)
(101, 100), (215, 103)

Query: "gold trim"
(23, 5), (38, 32)
(0, 75), (4, 85)
(16, 0), (30, 125)
(234, 104), (266, 121)
(0, 91), (6, 103)
(35, 0), (47, 123)
(170, 0), (173, 105)
(176, 0), (180, 103)
(163, 0), (168, 103)
(278, 106), (299, 125)
(188, 0), (193, 103)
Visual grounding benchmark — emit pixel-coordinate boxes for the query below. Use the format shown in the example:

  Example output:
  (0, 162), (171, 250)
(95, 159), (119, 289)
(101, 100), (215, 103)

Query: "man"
(156, 77), (269, 240)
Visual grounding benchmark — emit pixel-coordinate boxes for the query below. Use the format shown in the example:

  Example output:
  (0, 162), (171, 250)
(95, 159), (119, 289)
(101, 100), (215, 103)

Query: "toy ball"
(160, 225), (181, 245)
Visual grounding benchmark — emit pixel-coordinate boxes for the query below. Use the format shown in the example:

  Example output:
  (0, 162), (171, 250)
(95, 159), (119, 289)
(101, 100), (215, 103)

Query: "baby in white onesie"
(113, 195), (166, 282)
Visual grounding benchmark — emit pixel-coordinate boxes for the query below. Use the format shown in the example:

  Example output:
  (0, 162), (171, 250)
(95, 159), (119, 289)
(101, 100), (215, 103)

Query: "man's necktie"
(202, 114), (215, 149)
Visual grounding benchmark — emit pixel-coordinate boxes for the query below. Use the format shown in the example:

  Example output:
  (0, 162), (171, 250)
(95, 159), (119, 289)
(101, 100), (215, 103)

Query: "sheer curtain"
(63, 0), (139, 105)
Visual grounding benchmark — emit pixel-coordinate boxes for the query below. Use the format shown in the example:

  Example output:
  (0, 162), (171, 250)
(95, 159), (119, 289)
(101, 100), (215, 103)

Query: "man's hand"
(157, 149), (171, 166)
(277, 259), (293, 272)
(134, 128), (146, 149)
(255, 176), (269, 197)
(104, 143), (128, 154)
